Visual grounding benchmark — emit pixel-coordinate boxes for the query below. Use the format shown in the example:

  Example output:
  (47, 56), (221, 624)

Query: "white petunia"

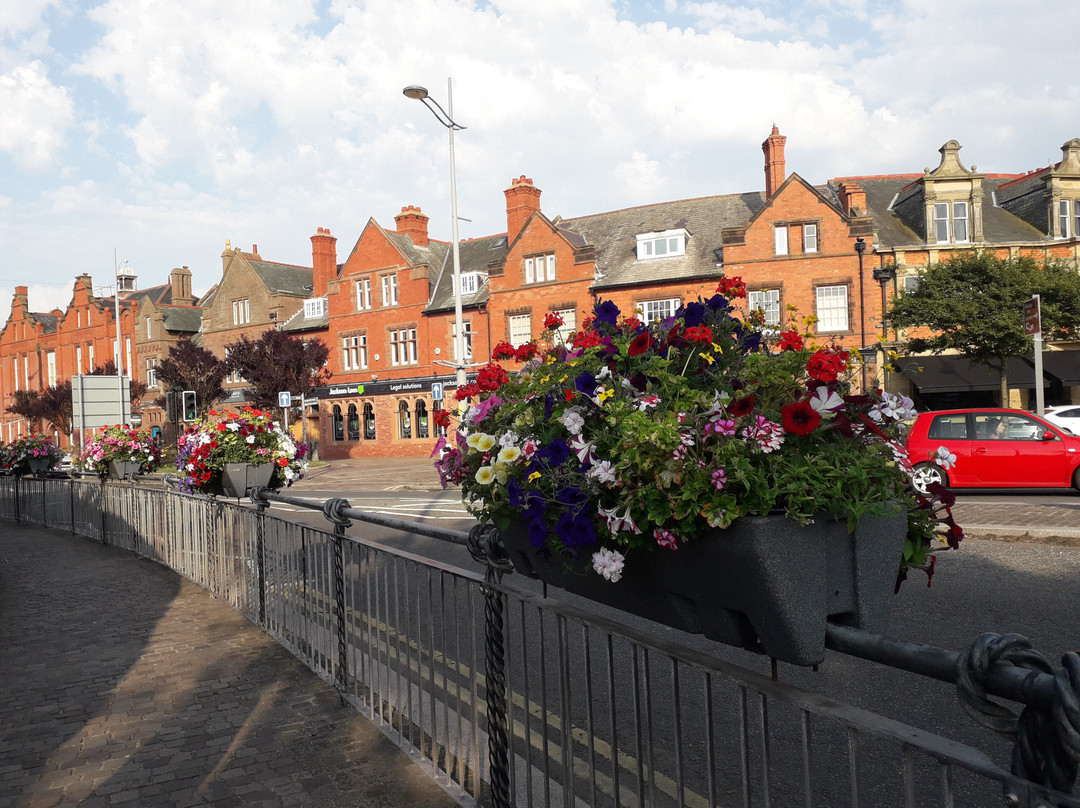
(809, 385), (845, 414)
(934, 445), (957, 469)
(588, 460), (617, 485)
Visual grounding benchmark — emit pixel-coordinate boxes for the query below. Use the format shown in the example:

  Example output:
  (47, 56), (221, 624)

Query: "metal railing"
(1, 474), (1076, 808)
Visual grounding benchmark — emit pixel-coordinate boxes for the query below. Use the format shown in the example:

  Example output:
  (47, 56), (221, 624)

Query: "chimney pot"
(762, 126), (787, 199)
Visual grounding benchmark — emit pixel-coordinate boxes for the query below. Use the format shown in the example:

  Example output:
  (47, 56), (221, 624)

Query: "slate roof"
(249, 260), (314, 296)
(281, 306), (329, 333)
(160, 306), (203, 334)
(558, 192), (767, 290)
(426, 235), (508, 313)
(32, 312), (58, 334)
(126, 284), (172, 307)
(828, 176), (1051, 248)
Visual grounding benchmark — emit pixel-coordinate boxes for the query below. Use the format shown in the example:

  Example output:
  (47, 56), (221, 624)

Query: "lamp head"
(403, 85), (429, 100)
(854, 237), (866, 254)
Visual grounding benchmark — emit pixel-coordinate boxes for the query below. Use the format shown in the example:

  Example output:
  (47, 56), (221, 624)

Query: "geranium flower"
(710, 468), (728, 490)
(781, 401), (822, 436)
(560, 408), (585, 435)
(588, 460), (616, 485)
(741, 415), (785, 453)
(592, 548), (626, 582)
(654, 528), (678, 550)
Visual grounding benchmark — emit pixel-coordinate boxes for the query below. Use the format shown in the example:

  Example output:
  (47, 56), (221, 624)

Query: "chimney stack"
(504, 176), (542, 241)
(169, 266), (194, 306)
(762, 126), (787, 199)
(394, 205), (430, 247)
(837, 182), (867, 216)
(310, 227), (338, 297)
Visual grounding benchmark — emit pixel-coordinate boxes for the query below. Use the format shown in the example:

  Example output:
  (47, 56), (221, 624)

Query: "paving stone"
(0, 522), (460, 808)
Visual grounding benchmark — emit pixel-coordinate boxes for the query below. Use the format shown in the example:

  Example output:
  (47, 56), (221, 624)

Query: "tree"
(38, 381), (74, 437)
(224, 329), (330, 412)
(887, 252), (1080, 403)
(5, 389), (44, 430)
(153, 338), (227, 418)
(90, 360), (149, 409)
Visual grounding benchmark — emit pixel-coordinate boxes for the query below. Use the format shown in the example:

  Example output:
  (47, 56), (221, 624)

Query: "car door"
(971, 412), (1066, 486)
(922, 412), (975, 485)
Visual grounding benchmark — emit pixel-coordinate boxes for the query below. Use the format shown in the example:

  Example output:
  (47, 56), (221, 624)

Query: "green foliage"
(223, 330), (330, 412)
(153, 338), (227, 418)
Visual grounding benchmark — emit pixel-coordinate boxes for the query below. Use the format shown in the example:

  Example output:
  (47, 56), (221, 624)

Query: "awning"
(1036, 351), (1080, 385)
(898, 356), (1036, 393)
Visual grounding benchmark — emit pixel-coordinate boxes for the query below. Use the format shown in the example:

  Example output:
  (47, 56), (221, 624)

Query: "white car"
(1042, 405), (1080, 435)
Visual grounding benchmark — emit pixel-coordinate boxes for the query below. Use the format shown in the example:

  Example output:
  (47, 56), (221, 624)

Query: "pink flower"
(654, 528), (678, 550)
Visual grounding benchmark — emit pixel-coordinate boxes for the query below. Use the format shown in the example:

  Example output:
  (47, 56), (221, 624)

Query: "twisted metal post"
(321, 498), (352, 699)
(467, 522), (515, 808)
(252, 487), (271, 625)
(956, 633), (1080, 796)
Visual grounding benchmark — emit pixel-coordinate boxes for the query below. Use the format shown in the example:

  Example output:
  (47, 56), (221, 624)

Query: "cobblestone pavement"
(0, 524), (460, 808)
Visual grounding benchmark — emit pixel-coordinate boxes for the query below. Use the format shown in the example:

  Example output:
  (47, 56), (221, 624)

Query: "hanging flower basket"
(221, 463), (276, 498)
(500, 510), (906, 667)
(79, 426), (162, 479)
(26, 457), (49, 476)
(107, 460), (142, 480)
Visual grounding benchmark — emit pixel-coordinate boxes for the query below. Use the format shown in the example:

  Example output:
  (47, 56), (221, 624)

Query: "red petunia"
(781, 400), (821, 436)
(627, 331), (654, 357)
(727, 395), (756, 417)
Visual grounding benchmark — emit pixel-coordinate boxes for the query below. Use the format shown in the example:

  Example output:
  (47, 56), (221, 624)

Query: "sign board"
(278, 391), (292, 408)
(302, 396), (319, 407)
(431, 382), (444, 401)
(1023, 297), (1041, 337)
(72, 374), (131, 430)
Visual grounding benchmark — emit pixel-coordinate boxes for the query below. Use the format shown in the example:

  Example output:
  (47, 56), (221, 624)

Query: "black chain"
(957, 632), (1080, 794)
(467, 522), (514, 808)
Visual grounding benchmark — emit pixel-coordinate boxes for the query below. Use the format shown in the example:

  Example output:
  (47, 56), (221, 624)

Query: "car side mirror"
(1042, 430), (1056, 441)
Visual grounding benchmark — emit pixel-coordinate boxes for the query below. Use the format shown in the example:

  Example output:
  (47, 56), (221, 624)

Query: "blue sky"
(2, 0), (1078, 311)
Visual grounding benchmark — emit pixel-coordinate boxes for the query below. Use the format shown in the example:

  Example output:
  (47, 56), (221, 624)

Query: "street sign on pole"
(1023, 297), (1041, 336)
(278, 391), (292, 408)
(1025, 295), (1045, 416)
(431, 382), (444, 401)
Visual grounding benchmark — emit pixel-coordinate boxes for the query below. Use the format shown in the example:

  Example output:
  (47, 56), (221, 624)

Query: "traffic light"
(165, 391), (178, 422)
(182, 390), (197, 421)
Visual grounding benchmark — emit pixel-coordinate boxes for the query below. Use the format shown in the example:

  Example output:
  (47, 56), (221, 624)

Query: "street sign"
(431, 382), (444, 401)
(278, 391), (292, 408)
(1023, 297), (1041, 336)
(302, 396), (318, 407)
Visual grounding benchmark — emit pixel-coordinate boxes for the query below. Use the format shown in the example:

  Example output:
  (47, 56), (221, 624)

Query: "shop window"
(332, 405), (344, 441)
(415, 401), (429, 438)
(398, 401), (412, 439)
(347, 403), (360, 441)
(363, 403), (375, 440)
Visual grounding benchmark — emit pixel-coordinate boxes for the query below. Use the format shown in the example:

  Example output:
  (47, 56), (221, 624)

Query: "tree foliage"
(153, 338), (227, 418)
(224, 329), (331, 412)
(5, 389), (43, 427)
(888, 252), (1080, 395)
(38, 381), (74, 436)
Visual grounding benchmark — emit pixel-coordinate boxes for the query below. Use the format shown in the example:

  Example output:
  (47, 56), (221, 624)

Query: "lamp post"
(404, 79), (468, 391)
(872, 264), (897, 341)
(855, 237), (867, 392)
(114, 254), (128, 427)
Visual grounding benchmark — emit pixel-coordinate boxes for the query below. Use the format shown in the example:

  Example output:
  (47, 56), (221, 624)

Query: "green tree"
(888, 252), (1080, 403)
(153, 338), (227, 418)
(224, 329), (330, 413)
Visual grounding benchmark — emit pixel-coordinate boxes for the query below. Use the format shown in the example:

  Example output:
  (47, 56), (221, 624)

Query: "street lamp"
(404, 80), (468, 391)
(872, 264), (897, 341)
(855, 237), (868, 391)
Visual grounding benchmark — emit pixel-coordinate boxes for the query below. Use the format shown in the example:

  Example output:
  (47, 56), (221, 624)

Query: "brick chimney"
(394, 205), (430, 247)
(311, 227), (338, 297)
(14, 285), (28, 308)
(169, 266), (194, 306)
(837, 182), (867, 216)
(762, 126), (787, 199)
(505, 176), (542, 241)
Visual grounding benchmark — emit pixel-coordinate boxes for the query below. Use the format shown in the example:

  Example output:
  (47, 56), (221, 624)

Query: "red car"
(905, 408), (1080, 494)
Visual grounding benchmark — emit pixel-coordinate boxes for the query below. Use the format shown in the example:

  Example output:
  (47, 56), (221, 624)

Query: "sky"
(2, 0), (1079, 313)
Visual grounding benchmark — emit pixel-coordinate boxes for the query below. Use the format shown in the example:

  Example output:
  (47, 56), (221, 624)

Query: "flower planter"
(25, 457), (49, 476)
(107, 460), (141, 480)
(221, 463), (275, 498)
(499, 510), (906, 667)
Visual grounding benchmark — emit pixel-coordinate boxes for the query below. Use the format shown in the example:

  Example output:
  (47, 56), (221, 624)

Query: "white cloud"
(0, 61), (73, 167)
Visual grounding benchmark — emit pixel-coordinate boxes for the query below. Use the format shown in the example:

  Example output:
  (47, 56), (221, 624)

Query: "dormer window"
(454, 272), (481, 295)
(932, 201), (969, 243)
(637, 229), (688, 260)
(1056, 200), (1080, 239)
(304, 297), (326, 318)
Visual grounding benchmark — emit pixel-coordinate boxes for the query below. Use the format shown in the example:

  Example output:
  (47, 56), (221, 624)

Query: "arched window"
(347, 403), (360, 441)
(363, 403), (375, 440)
(399, 400), (412, 439)
(332, 405), (344, 441)
(415, 400), (429, 439)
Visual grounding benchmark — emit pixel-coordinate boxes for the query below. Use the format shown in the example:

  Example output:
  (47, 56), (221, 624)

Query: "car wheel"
(912, 462), (949, 495)
(1073, 466), (1080, 493)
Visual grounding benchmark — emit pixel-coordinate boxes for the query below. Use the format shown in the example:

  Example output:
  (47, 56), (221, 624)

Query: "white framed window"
(304, 297), (326, 318)
(553, 308), (577, 344)
(76, 346), (83, 375)
(639, 298), (681, 324)
(953, 201), (969, 243)
(88, 343), (94, 368)
(803, 224), (818, 253)
(77, 311), (81, 328)
(1075, 202), (1080, 239)
(146, 358), (157, 388)
(524, 255), (556, 284)
(125, 337), (132, 375)
(455, 272), (481, 295)
(46, 352), (55, 387)
(816, 285), (849, 332)
(933, 203), (950, 242)
(381, 274), (398, 306)
(903, 275), (921, 293)
(509, 314), (532, 347)
(342, 335), (367, 371)
(747, 289), (781, 326)
(12, 357), (18, 391)
(232, 298), (250, 325)
(452, 321), (473, 361)
(774, 226), (789, 256)
(636, 230), (688, 260)
(356, 278), (372, 310)
(224, 346), (243, 384)
(23, 355), (29, 389)
(146, 316), (151, 339)
(1059, 200), (1072, 239)
(390, 328), (417, 366)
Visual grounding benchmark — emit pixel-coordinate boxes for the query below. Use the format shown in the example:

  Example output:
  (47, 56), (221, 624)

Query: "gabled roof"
(426, 234), (508, 313)
(829, 176), (1050, 248)
(248, 260), (314, 296)
(559, 192), (766, 289)
(160, 305), (202, 333)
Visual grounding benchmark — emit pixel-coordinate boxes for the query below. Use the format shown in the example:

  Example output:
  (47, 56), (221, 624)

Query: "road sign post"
(279, 391), (292, 432)
(1024, 295), (1044, 416)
